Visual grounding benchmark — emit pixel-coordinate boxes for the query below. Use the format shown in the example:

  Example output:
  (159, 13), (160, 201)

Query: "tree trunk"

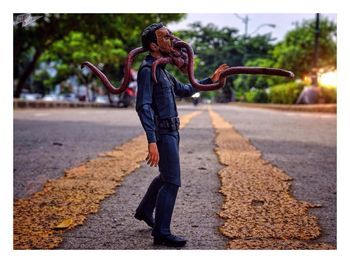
(14, 49), (42, 98)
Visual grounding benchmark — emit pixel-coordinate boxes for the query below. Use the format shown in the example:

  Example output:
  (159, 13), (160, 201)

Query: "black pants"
(136, 130), (181, 236)
(136, 175), (179, 237)
(157, 131), (181, 186)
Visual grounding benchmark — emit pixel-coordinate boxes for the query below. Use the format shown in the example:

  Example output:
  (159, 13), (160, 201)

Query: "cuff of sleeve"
(200, 77), (213, 85)
(146, 132), (157, 143)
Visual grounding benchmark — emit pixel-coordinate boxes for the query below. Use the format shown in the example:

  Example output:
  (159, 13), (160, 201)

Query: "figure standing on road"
(134, 22), (228, 247)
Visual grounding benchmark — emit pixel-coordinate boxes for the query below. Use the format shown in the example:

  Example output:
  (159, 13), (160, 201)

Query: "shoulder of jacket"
(139, 60), (152, 71)
(137, 64), (152, 80)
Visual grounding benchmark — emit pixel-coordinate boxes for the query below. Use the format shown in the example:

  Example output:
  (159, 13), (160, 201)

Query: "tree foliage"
(14, 14), (336, 104)
(14, 13), (185, 97)
(272, 17), (336, 78)
(176, 22), (241, 80)
(234, 16), (336, 100)
(175, 22), (275, 101)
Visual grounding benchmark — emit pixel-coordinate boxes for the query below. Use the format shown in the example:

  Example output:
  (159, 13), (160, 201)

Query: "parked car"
(20, 92), (42, 101)
(42, 94), (59, 101)
(58, 93), (78, 102)
(94, 95), (109, 104)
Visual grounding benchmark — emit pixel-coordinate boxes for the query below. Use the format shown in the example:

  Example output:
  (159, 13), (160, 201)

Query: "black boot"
(134, 212), (154, 228)
(154, 234), (187, 247)
(134, 176), (162, 228)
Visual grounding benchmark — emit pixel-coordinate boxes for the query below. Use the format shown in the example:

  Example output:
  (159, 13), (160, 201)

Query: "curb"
(13, 99), (337, 114)
(13, 99), (112, 109)
(230, 102), (336, 114)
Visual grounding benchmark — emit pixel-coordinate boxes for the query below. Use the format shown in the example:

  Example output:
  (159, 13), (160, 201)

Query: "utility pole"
(234, 14), (249, 38)
(297, 13), (321, 104)
(243, 15), (249, 38)
(312, 13), (320, 86)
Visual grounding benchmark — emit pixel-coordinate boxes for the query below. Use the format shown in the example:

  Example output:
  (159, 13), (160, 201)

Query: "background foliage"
(14, 14), (337, 104)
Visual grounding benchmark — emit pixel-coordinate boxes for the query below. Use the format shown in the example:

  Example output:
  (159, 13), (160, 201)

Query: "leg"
(152, 182), (179, 237)
(152, 182), (187, 247)
(157, 132), (181, 186)
(135, 175), (163, 227)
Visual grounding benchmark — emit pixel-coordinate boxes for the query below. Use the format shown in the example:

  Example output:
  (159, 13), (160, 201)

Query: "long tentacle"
(174, 41), (294, 91)
(221, 67), (294, 79)
(174, 41), (221, 91)
(81, 47), (147, 95)
(151, 57), (173, 83)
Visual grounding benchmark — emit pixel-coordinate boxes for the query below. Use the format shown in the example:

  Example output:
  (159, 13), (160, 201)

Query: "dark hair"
(141, 22), (164, 49)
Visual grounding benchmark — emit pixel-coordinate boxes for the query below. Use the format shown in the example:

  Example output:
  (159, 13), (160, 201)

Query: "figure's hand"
(146, 143), (159, 167)
(210, 64), (229, 82)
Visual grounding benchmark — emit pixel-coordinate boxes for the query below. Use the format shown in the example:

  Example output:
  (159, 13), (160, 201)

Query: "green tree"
(176, 22), (241, 80)
(271, 16), (336, 79)
(39, 31), (127, 91)
(176, 22), (276, 102)
(233, 57), (285, 96)
(233, 39), (276, 95)
(235, 16), (336, 103)
(14, 14), (185, 97)
(176, 22), (240, 102)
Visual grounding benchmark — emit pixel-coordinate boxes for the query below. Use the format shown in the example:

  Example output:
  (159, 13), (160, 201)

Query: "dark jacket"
(136, 55), (212, 143)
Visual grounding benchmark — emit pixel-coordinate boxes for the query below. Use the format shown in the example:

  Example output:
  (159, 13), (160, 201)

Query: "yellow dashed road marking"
(14, 111), (202, 249)
(208, 108), (334, 249)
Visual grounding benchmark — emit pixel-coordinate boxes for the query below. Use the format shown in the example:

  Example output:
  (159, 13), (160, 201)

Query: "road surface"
(13, 104), (336, 248)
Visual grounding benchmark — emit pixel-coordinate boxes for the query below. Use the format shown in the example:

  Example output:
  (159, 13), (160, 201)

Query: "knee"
(162, 182), (179, 195)
(153, 175), (162, 183)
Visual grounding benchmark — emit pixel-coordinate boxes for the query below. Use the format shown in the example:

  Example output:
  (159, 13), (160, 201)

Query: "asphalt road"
(14, 108), (143, 199)
(214, 104), (336, 245)
(13, 104), (336, 248)
(58, 109), (229, 249)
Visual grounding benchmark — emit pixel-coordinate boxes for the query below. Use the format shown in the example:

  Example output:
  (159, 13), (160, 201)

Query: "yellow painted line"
(208, 108), (334, 249)
(14, 110), (202, 249)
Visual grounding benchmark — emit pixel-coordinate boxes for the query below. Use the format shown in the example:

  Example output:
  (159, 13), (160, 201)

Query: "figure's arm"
(136, 67), (159, 167)
(169, 73), (212, 98)
(171, 64), (229, 97)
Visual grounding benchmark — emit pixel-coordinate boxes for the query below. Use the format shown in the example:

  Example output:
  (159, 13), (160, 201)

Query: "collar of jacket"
(145, 54), (167, 69)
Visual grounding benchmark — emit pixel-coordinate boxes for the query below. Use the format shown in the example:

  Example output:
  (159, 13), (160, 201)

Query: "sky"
(168, 13), (337, 42)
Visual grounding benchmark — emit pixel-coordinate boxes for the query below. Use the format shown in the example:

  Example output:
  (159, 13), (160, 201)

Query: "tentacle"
(151, 57), (173, 83)
(174, 41), (294, 91)
(174, 41), (221, 91)
(81, 47), (147, 95)
(151, 49), (188, 83)
(172, 49), (189, 74)
(221, 67), (294, 79)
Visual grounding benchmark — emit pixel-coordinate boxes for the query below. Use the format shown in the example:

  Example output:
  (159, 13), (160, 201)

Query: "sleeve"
(136, 67), (156, 143)
(168, 72), (213, 98)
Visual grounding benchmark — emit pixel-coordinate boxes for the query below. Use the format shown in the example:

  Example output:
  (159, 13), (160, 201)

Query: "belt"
(156, 117), (180, 131)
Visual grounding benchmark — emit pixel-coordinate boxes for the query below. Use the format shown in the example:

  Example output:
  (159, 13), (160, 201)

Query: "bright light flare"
(319, 71), (337, 87)
(303, 75), (312, 85)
